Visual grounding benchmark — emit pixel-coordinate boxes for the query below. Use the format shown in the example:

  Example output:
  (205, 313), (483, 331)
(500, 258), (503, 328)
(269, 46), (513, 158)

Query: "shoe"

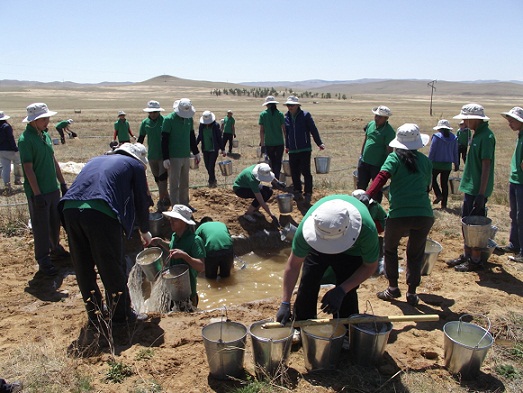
(208, 181), (217, 188)
(292, 329), (301, 345)
(39, 260), (58, 276)
(433, 196), (442, 205)
(273, 180), (286, 191)
(293, 192), (303, 201)
(242, 214), (256, 223)
(446, 254), (468, 267)
(454, 259), (484, 272)
(252, 210), (264, 218)
(406, 293), (419, 306)
(498, 245), (518, 254)
(5, 381), (23, 393)
(113, 311), (148, 326)
(50, 246), (70, 261)
(304, 193), (312, 204)
(377, 287), (401, 301)
(14, 179), (22, 186)
(509, 253), (523, 263)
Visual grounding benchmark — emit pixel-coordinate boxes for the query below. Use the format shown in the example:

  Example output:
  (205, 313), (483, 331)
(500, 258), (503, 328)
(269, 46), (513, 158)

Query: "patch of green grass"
(496, 364), (520, 379)
(511, 344), (523, 360)
(132, 380), (162, 393)
(135, 348), (154, 361)
(105, 361), (133, 383)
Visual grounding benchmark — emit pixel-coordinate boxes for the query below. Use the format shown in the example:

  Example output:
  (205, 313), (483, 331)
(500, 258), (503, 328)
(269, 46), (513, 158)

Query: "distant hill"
(0, 79), (132, 89)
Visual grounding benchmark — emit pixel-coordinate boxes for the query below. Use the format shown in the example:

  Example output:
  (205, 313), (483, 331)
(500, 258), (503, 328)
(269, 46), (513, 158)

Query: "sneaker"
(304, 193), (312, 204)
(377, 287), (401, 301)
(273, 180), (286, 191)
(14, 179), (22, 186)
(454, 259), (484, 272)
(433, 196), (442, 205)
(446, 254), (468, 267)
(242, 214), (256, 223)
(293, 192), (303, 201)
(5, 381), (23, 393)
(509, 253), (523, 263)
(498, 245), (518, 254)
(406, 293), (419, 306)
(252, 210), (264, 218)
(39, 260), (58, 276)
(113, 311), (148, 326)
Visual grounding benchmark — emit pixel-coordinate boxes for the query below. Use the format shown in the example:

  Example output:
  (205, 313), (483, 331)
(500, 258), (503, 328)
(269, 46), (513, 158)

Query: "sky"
(2, 0), (522, 84)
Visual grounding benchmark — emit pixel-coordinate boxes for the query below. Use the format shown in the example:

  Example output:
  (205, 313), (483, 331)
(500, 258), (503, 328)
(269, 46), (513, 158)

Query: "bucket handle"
(362, 300), (380, 333)
(458, 313), (491, 349)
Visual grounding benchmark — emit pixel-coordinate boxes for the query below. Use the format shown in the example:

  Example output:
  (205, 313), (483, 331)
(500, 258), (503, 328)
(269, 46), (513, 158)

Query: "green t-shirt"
(510, 130), (523, 185)
(18, 125), (59, 197)
(233, 164), (260, 193)
(168, 229), (206, 298)
(259, 109), (284, 146)
(114, 119), (131, 143)
(292, 194), (379, 263)
(195, 222), (233, 253)
(361, 121), (396, 167)
(457, 127), (471, 147)
(380, 151), (433, 219)
(63, 199), (117, 219)
(459, 122), (496, 197)
(55, 120), (69, 129)
(223, 116), (235, 134)
(202, 126), (214, 152)
(139, 115), (164, 160)
(162, 112), (194, 158)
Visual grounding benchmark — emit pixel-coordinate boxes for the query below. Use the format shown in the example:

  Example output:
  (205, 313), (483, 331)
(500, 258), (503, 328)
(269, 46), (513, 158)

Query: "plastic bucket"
(149, 212), (165, 237)
(218, 160), (233, 176)
(449, 177), (461, 194)
(421, 239), (443, 275)
(280, 223), (297, 242)
(480, 239), (497, 263)
(282, 160), (292, 176)
(462, 216), (492, 248)
(202, 321), (247, 380)
(249, 321), (293, 379)
(232, 139), (239, 148)
(353, 170), (358, 190)
(314, 156), (331, 174)
(277, 193), (293, 215)
(349, 314), (393, 365)
(189, 156), (198, 170)
(136, 247), (164, 282)
(161, 265), (191, 301)
(443, 315), (494, 379)
(302, 323), (346, 371)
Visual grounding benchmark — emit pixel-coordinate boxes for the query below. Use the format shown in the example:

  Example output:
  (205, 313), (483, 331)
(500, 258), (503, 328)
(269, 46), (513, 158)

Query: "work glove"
(473, 194), (486, 211)
(320, 286), (346, 315)
(60, 183), (68, 197)
(357, 193), (371, 207)
(195, 153), (201, 165)
(140, 231), (152, 247)
(273, 180), (286, 191)
(163, 159), (170, 170)
(270, 214), (280, 227)
(34, 194), (46, 209)
(276, 302), (291, 324)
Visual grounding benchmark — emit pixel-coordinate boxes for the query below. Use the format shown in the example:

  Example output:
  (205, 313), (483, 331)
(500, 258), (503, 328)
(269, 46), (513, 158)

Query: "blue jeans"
(509, 183), (523, 253)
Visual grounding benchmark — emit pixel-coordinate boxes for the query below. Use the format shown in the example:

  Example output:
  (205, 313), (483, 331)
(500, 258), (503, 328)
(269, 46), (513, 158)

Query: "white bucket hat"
(501, 107), (523, 123)
(433, 119), (453, 130)
(0, 111), (10, 121)
(162, 204), (196, 225)
(302, 198), (362, 254)
(389, 123), (430, 150)
(372, 105), (392, 117)
(200, 110), (216, 125)
(174, 98), (195, 118)
(67, 119), (74, 123)
(453, 103), (490, 121)
(262, 96), (279, 106)
(252, 163), (275, 183)
(284, 96), (301, 106)
(143, 100), (165, 112)
(113, 142), (148, 166)
(23, 103), (57, 123)
(118, 110), (126, 116)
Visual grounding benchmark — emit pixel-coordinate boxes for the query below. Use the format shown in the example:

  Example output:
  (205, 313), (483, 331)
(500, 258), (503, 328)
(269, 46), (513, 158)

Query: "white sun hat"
(143, 100), (165, 112)
(284, 96), (301, 106)
(200, 110), (216, 124)
(389, 123), (430, 150)
(262, 96), (279, 106)
(0, 111), (10, 121)
(118, 110), (126, 116)
(113, 142), (148, 166)
(372, 105), (392, 117)
(453, 103), (490, 121)
(67, 119), (74, 123)
(22, 103), (57, 123)
(162, 204), (196, 225)
(302, 198), (362, 254)
(252, 163), (275, 183)
(501, 107), (523, 123)
(433, 119), (453, 130)
(174, 98), (195, 118)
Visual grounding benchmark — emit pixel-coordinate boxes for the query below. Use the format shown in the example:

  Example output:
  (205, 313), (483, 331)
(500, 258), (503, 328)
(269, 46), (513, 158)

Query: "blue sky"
(2, 0), (521, 84)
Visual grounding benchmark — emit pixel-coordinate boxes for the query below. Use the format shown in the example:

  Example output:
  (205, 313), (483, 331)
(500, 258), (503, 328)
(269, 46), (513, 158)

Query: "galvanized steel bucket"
(449, 177), (461, 194)
(462, 216), (492, 248)
(282, 160), (292, 176)
(277, 193), (293, 215)
(352, 170), (358, 190)
(421, 239), (443, 275)
(136, 247), (164, 282)
(189, 155), (199, 170)
(160, 264), (191, 301)
(314, 156), (331, 174)
(349, 314), (393, 365)
(232, 139), (239, 148)
(218, 160), (233, 176)
(302, 323), (346, 371)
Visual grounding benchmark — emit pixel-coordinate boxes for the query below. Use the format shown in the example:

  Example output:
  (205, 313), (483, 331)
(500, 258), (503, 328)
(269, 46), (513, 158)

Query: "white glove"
(140, 231), (152, 247)
(195, 153), (201, 164)
(163, 159), (170, 170)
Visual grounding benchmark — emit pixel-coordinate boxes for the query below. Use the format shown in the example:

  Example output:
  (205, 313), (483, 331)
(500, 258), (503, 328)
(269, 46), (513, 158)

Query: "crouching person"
(195, 217), (234, 279)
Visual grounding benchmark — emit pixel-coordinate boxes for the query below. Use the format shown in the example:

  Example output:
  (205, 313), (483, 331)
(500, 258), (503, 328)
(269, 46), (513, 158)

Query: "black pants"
(234, 186), (273, 208)
(204, 247), (234, 278)
(458, 145), (467, 165)
(266, 145), (284, 180)
(203, 150), (218, 184)
(294, 251), (363, 320)
(357, 160), (383, 203)
(289, 150), (313, 195)
(432, 168), (451, 208)
(223, 133), (234, 152)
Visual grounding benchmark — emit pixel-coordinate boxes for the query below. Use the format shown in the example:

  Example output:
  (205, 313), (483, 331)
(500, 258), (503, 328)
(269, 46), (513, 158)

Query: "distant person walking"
(428, 119), (459, 209)
(113, 111), (136, 144)
(457, 120), (471, 165)
(55, 119), (76, 144)
(221, 110), (236, 154)
(0, 111), (22, 193)
(197, 111), (225, 188)
(259, 96), (286, 181)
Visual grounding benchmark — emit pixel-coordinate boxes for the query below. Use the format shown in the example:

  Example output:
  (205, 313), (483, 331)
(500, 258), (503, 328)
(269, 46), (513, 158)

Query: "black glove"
(473, 194), (486, 211)
(276, 302), (291, 324)
(271, 214), (280, 227)
(358, 193), (371, 207)
(60, 183), (68, 197)
(273, 180), (286, 191)
(320, 286), (346, 315)
(34, 194), (46, 209)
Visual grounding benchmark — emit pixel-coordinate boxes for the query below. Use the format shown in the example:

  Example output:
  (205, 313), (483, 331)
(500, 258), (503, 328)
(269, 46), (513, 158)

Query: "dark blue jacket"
(284, 109), (323, 152)
(197, 121), (224, 152)
(59, 154), (153, 237)
(0, 122), (18, 152)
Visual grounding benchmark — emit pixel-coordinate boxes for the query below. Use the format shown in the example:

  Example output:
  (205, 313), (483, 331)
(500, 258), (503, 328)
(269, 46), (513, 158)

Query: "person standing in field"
(498, 107), (523, 262)
(18, 103), (69, 276)
(197, 110), (225, 188)
(457, 120), (471, 165)
(161, 98), (200, 210)
(113, 111), (136, 144)
(283, 96), (325, 205)
(55, 119), (75, 144)
(137, 100), (170, 211)
(0, 111), (22, 193)
(428, 119), (459, 209)
(221, 110), (236, 154)
(447, 103), (496, 272)
(259, 96), (286, 181)
(357, 105), (395, 203)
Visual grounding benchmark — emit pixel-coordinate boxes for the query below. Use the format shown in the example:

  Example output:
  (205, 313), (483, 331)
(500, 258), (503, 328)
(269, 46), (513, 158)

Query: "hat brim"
(433, 125), (453, 130)
(284, 101), (301, 106)
(372, 109), (391, 117)
(252, 165), (275, 183)
(0, 115), (10, 121)
(389, 134), (430, 150)
(22, 110), (57, 123)
(162, 210), (195, 225)
(200, 113), (216, 124)
(262, 101), (279, 106)
(501, 112), (523, 123)
(174, 107), (196, 118)
(453, 114), (490, 121)
(302, 199), (362, 254)
(112, 148), (148, 167)
(143, 108), (165, 112)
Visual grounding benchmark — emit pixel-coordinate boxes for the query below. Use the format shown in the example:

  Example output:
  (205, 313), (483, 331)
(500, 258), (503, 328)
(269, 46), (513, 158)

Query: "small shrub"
(496, 364), (520, 379)
(135, 348), (154, 361)
(106, 361), (133, 383)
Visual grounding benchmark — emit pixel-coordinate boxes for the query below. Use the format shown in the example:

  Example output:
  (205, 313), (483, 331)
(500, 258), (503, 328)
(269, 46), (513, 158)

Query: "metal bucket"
(202, 321), (247, 380)
(189, 155), (198, 170)
(480, 239), (497, 263)
(161, 265), (191, 301)
(136, 247), (164, 282)
(490, 225), (498, 240)
(282, 160), (292, 176)
(349, 314), (393, 365)
(443, 314), (494, 379)
(218, 160), (233, 176)
(52, 138), (60, 145)
(249, 320), (293, 379)
(302, 323), (346, 371)
(232, 139), (239, 148)
(352, 170), (358, 190)
(280, 223), (297, 242)
(449, 177), (462, 194)
(314, 156), (331, 174)
(277, 193), (293, 215)
(462, 216), (492, 248)
(256, 146), (262, 158)
(149, 212), (165, 237)
(421, 239), (443, 275)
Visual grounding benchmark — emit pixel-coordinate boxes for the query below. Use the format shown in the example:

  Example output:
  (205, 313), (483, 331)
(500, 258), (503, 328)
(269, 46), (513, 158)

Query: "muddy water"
(197, 248), (291, 310)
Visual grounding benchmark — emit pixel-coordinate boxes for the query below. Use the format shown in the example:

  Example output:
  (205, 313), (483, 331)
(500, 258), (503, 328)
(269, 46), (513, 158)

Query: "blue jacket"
(284, 109), (323, 152)
(59, 154), (153, 237)
(197, 121), (224, 152)
(428, 131), (459, 166)
(0, 122), (18, 152)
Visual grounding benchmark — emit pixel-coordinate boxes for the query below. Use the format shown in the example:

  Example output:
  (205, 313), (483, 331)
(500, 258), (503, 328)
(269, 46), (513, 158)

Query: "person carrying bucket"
(196, 111), (226, 188)
(446, 104), (496, 272)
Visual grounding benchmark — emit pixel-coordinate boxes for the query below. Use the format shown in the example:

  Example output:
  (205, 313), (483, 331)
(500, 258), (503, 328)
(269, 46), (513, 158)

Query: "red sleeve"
(367, 170), (391, 199)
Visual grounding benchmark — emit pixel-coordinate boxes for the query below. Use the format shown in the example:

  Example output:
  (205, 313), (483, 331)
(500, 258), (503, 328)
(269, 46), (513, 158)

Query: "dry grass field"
(0, 78), (523, 392)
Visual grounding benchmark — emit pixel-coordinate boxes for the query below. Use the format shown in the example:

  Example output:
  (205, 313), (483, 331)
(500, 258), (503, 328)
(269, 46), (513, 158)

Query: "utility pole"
(428, 80), (437, 116)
